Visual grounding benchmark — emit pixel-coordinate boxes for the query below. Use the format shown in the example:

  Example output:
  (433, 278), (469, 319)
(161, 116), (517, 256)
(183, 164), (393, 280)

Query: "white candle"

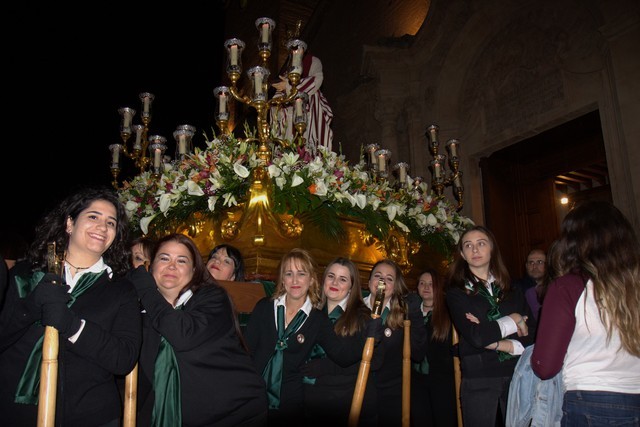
(295, 98), (303, 118)
(447, 140), (458, 158)
(123, 112), (132, 129)
(133, 129), (143, 150)
(112, 149), (120, 165)
(434, 162), (441, 179)
(219, 93), (227, 114)
(254, 73), (263, 97)
(143, 97), (150, 114)
(178, 135), (186, 154)
(378, 155), (386, 172)
(230, 45), (238, 66)
(399, 166), (407, 183)
(292, 48), (303, 73)
(154, 148), (162, 168)
(369, 149), (376, 164)
(261, 23), (269, 43)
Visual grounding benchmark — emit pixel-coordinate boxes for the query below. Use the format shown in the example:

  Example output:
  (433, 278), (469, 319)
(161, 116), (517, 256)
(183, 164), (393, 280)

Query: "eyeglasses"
(526, 260), (545, 266)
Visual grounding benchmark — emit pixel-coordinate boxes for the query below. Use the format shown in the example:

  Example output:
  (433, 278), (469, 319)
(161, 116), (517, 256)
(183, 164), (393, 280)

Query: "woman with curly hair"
(532, 201), (640, 425)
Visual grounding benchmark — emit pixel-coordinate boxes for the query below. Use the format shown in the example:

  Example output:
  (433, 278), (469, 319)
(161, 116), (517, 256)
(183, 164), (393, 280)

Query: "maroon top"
(531, 272), (586, 379)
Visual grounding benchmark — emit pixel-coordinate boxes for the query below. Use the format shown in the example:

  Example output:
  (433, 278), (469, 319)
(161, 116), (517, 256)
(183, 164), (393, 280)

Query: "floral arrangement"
(118, 131), (474, 257)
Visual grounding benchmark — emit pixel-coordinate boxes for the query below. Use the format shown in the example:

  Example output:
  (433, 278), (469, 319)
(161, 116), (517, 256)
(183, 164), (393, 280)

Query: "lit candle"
(434, 161), (441, 178)
(428, 125), (439, 143)
(261, 23), (269, 43)
(154, 148), (162, 169)
(230, 44), (238, 66)
(399, 165), (407, 183)
(219, 93), (227, 114)
(295, 98), (303, 118)
(447, 139), (459, 158)
(378, 154), (386, 172)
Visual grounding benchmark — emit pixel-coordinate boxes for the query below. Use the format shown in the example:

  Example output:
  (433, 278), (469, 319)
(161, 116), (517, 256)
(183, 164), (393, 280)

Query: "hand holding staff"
(348, 278), (386, 427)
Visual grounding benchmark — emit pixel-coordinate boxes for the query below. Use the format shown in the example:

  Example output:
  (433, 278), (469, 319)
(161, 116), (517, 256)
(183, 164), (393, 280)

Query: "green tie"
(381, 306), (390, 324)
(476, 281), (514, 362)
(262, 305), (307, 409)
(15, 271), (104, 404)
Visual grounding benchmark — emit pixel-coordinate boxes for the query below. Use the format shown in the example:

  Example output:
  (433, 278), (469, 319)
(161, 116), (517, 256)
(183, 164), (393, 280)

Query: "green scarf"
(14, 271), (104, 404)
(151, 303), (185, 427)
(476, 281), (514, 362)
(412, 310), (432, 374)
(262, 305), (307, 409)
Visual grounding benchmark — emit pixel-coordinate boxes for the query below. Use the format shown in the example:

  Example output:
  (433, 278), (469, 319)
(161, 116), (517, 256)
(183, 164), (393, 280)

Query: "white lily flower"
(268, 164), (281, 177)
(233, 162), (250, 178)
(291, 173), (304, 187)
(159, 194), (174, 213)
(355, 193), (367, 210)
(187, 180), (205, 196)
(223, 193), (237, 206)
(394, 220), (409, 233)
(313, 180), (328, 196)
(427, 213), (438, 226)
(207, 196), (218, 212)
(140, 215), (157, 235)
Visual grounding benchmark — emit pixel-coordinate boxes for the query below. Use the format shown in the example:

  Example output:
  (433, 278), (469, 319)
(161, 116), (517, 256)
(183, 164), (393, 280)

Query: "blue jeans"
(562, 390), (640, 426)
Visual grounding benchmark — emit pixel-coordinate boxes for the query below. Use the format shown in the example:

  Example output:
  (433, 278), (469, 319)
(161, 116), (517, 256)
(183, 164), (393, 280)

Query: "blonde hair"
(272, 248), (322, 308)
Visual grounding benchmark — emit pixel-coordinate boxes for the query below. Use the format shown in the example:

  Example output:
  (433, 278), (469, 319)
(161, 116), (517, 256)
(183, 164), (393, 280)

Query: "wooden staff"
(452, 327), (463, 427)
(401, 316), (411, 427)
(123, 364), (139, 427)
(123, 259), (148, 427)
(38, 243), (64, 427)
(348, 279), (386, 427)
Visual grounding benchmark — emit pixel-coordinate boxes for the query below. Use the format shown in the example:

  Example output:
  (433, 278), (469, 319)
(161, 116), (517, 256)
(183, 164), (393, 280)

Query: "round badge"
(296, 334), (305, 343)
(384, 328), (392, 337)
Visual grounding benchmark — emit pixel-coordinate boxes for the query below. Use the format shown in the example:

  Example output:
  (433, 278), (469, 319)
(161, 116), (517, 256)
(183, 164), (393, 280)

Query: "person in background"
(363, 259), (427, 427)
(130, 236), (156, 269)
(531, 201), (640, 425)
(445, 225), (535, 427)
(302, 257), (377, 426)
(207, 243), (245, 282)
(525, 242), (558, 322)
(244, 248), (366, 425)
(0, 186), (141, 427)
(411, 268), (457, 427)
(512, 249), (546, 295)
(128, 233), (268, 427)
(271, 51), (334, 154)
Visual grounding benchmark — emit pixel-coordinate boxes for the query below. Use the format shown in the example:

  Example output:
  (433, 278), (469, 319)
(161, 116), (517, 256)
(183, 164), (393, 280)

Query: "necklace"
(65, 259), (92, 271)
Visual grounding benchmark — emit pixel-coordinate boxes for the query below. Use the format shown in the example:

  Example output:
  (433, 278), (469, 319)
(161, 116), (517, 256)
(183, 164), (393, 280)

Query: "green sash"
(14, 271), (104, 404)
(477, 281), (514, 362)
(262, 305), (307, 409)
(412, 311), (431, 374)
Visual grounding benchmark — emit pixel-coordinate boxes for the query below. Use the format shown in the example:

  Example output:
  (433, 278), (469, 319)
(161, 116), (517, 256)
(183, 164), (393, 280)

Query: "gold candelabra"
(213, 17), (310, 164)
(109, 92), (196, 188)
(426, 124), (464, 210)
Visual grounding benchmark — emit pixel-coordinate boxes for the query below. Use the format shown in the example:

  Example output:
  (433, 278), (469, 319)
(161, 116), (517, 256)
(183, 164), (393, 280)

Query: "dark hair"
(447, 225), (511, 295)
(26, 186), (131, 278)
(554, 201), (640, 356)
(368, 259), (409, 330)
(208, 244), (245, 281)
(130, 236), (157, 267)
(418, 268), (451, 342)
(321, 257), (370, 336)
(151, 233), (213, 302)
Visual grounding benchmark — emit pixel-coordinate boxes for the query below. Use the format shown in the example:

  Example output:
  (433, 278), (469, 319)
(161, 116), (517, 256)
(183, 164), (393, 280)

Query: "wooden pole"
(38, 243), (63, 427)
(402, 318), (411, 427)
(452, 327), (463, 427)
(122, 364), (139, 427)
(348, 279), (386, 427)
(37, 326), (59, 427)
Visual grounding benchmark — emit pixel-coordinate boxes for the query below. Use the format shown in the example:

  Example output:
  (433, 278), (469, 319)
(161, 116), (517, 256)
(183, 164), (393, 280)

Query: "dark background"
(3, 3), (227, 244)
